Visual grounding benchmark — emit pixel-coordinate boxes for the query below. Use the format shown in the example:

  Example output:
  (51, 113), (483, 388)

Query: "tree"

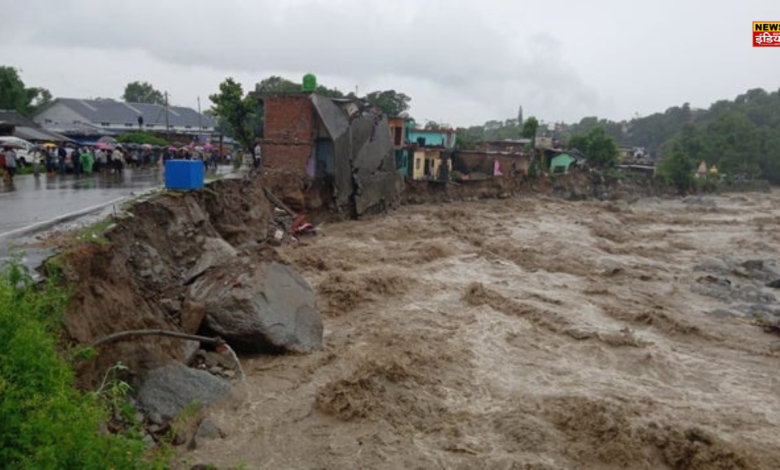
(315, 84), (345, 98)
(116, 132), (167, 146)
(365, 90), (411, 117)
(703, 111), (760, 176)
(521, 116), (539, 146)
(209, 78), (255, 150)
(567, 134), (588, 152)
(29, 87), (52, 114)
(585, 127), (619, 168)
(455, 127), (480, 150)
(568, 127), (618, 168)
(122, 81), (165, 105)
(657, 146), (696, 193)
(255, 76), (301, 94)
(0, 66), (51, 116)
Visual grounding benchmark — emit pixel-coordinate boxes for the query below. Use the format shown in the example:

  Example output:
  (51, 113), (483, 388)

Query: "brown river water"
(182, 191), (780, 469)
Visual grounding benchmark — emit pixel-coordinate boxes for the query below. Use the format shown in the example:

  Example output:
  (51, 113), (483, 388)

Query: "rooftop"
(37, 98), (216, 129)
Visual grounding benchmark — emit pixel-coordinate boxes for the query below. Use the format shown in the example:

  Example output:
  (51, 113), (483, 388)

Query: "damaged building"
(257, 91), (403, 217)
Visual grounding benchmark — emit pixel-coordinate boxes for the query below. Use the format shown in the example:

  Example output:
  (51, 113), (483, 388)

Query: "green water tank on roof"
(303, 73), (317, 93)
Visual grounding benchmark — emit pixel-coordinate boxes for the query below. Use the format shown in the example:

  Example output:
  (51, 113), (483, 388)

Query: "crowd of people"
(1, 142), (229, 182)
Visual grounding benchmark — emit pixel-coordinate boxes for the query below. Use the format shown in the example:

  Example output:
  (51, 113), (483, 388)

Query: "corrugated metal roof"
(49, 98), (216, 128)
(0, 109), (38, 127)
(14, 126), (72, 142)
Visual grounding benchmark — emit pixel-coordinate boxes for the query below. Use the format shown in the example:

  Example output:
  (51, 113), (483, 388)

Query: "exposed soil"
(48, 176), (275, 388)
(182, 190), (780, 469)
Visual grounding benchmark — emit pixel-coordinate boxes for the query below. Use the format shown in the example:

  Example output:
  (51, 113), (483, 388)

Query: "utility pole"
(164, 92), (170, 141)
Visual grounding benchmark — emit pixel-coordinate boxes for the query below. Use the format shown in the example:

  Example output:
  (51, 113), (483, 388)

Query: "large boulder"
(135, 363), (231, 420)
(185, 237), (238, 282)
(189, 261), (323, 353)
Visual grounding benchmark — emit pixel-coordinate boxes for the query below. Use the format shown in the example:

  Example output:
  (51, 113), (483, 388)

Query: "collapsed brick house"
(257, 92), (403, 216)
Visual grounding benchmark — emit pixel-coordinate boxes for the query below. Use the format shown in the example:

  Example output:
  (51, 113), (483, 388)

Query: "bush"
(656, 149), (696, 193)
(116, 132), (168, 146)
(0, 262), (155, 468)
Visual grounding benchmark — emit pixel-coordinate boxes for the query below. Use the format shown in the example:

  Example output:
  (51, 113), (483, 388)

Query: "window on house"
(415, 158), (421, 170)
(101, 122), (110, 126)
(44, 119), (52, 124)
(146, 124), (154, 128)
(393, 127), (402, 146)
(125, 123), (134, 127)
(185, 125), (192, 129)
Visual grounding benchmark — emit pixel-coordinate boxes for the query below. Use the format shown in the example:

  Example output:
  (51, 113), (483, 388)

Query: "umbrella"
(140, 143), (152, 150)
(95, 142), (114, 150)
(1, 141), (25, 149)
(42, 142), (57, 148)
(168, 146), (177, 151)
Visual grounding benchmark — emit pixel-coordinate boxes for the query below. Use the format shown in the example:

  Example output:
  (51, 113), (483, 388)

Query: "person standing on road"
(111, 147), (123, 173)
(31, 147), (42, 177)
(253, 140), (262, 171)
(45, 147), (54, 174)
(57, 146), (67, 174)
(4, 147), (17, 181)
(72, 147), (82, 176)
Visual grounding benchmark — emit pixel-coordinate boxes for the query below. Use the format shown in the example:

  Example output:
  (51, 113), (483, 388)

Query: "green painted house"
(550, 153), (576, 174)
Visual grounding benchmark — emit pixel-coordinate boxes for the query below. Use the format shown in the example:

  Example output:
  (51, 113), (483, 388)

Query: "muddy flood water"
(184, 191), (780, 469)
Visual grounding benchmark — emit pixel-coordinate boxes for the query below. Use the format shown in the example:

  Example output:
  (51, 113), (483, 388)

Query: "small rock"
(223, 370), (236, 379)
(197, 418), (223, 440)
(694, 258), (730, 275)
(134, 412), (145, 424)
(160, 298), (182, 314)
(707, 309), (737, 319)
(148, 412), (164, 426)
(90, 284), (105, 297)
(142, 433), (156, 450)
(766, 279), (780, 289)
(741, 260), (765, 271)
(173, 431), (188, 446)
(187, 418), (223, 450)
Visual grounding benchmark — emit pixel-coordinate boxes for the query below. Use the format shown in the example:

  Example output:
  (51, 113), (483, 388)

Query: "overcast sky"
(1, 0), (778, 127)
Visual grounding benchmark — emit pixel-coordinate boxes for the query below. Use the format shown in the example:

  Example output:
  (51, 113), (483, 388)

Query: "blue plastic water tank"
(165, 160), (204, 190)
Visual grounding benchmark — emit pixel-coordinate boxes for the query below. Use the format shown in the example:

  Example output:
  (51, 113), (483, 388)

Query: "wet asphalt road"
(0, 169), (165, 237)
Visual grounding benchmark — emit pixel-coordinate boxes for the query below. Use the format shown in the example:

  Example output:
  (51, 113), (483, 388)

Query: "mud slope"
(187, 191), (780, 469)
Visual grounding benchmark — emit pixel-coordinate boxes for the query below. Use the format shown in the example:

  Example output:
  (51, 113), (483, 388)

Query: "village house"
(407, 127), (456, 181)
(477, 139), (531, 153)
(407, 128), (457, 149)
(257, 91), (402, 217)
(544, 148), (588, 174)
(33, 98), (215, 144)
(0, 109), (71, 143)
(387, 116), (413, 176)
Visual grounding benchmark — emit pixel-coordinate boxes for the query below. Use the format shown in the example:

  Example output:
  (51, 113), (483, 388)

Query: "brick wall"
(263, 94), (315, 142)
(263, 143), (311, 174)
(455, 151), (530, 176)
(261, 94), (315, 175)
